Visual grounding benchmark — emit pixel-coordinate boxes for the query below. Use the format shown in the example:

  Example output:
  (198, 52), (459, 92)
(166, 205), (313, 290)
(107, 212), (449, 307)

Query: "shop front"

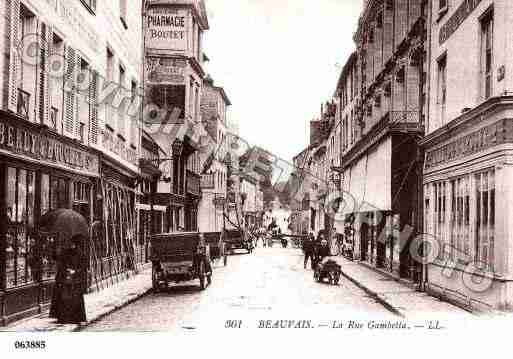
(0, 113), (100, 325)
(340, 133), (422, 281)
(422, 102), (513, 311)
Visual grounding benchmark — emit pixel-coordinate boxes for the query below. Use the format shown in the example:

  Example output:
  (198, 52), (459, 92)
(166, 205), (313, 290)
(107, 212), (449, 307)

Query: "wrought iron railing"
(389, 110), (419, 124)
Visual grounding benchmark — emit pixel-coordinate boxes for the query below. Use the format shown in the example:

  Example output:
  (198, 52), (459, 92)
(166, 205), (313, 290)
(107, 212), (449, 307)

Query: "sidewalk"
(2, 267), (153, 332)
(332, 257), (473, 318)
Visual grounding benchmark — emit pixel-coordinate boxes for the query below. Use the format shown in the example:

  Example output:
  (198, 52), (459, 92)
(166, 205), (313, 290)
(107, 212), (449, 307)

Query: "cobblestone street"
(84, 247), (393, 332)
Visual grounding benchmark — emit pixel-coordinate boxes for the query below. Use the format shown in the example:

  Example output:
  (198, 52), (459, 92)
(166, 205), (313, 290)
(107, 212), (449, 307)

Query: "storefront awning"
(340, 137), (391, 216)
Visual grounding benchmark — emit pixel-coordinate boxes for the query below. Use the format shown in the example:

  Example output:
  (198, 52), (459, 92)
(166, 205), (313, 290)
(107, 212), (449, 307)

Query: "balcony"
(389, 110), (419, 124)
(17, 89), (30, 120)
(200, 173), (215, 189)
(186, 170), (201, 197)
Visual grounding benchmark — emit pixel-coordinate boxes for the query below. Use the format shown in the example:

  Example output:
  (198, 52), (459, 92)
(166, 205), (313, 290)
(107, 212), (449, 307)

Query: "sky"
(203, 0), (363, 163)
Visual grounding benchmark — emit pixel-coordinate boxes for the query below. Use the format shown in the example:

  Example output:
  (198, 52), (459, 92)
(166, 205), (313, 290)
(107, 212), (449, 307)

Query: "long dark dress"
(50, 246), (87, 324)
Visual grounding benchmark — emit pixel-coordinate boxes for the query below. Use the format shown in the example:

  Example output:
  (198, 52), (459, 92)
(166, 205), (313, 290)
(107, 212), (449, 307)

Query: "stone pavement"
(332, 257), (473, 318)
(1, 267), (153, 332)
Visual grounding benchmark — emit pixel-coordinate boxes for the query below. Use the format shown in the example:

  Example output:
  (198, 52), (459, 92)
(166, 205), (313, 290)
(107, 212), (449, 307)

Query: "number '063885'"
(14, 341), (46, 350)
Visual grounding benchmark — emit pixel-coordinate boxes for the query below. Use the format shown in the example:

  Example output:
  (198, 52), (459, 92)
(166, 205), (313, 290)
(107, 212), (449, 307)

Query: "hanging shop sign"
(146, 6), (188, 51)
(0, 118), (99, 176)
(146, 57), (186, 84)
(425, 119), (513, 169)
(439, 0), (483, 44)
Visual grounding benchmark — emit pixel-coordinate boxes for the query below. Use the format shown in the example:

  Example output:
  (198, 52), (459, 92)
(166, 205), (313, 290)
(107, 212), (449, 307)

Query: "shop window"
(475, 170), (495, 270)
(5, 167), (36, 288)
(73, 181), (90, 221)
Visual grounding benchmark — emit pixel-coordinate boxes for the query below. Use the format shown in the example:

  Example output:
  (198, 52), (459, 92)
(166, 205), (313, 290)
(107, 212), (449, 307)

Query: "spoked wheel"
(199, 261), (206, 290)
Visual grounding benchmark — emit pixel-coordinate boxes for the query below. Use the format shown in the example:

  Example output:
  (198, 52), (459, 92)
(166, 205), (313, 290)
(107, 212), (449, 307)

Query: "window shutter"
(64, 46), (76, 136)
(89, 70), (99, 145)
(37, 22), (51, 126)
(7, 0), (21, 112)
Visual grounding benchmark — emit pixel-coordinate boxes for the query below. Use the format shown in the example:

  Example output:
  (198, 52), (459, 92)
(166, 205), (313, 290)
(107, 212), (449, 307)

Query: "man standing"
(303, 233), (315, 269)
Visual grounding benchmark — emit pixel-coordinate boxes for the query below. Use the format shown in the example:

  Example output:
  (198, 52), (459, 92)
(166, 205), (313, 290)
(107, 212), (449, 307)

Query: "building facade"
(198, 78), (230, 233)
(333, 0), (426, 281)
(143, 0), (209, 233)
(0, 0), (148, 325)
(421, 0), (513, 311)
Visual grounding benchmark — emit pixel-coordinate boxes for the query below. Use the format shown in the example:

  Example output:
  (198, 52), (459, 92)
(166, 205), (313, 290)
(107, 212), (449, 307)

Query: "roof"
(334, 51), (357, 97)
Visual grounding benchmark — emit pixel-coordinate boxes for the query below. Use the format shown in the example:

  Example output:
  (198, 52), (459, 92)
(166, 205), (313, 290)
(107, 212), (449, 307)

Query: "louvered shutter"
(37, 22), (51, 126)
(64, 46), (76, 136)
(7, 0), (21, 112)
(89, 70), (99, 145)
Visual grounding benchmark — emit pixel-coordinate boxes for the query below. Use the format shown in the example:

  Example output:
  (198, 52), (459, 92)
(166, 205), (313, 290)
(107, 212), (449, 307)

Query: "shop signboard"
(0, 118), (99, 176)
(146, 57), (186, 84)
(145, 6), (188, 52)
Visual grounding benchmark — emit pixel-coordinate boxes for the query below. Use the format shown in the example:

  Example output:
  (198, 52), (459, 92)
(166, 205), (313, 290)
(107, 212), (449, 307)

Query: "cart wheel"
(199, 261), (206, 290)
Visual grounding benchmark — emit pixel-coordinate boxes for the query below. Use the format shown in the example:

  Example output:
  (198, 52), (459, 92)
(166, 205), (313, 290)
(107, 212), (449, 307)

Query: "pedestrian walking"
(50, 235), (87, 324)
(303, 232), (315, 269)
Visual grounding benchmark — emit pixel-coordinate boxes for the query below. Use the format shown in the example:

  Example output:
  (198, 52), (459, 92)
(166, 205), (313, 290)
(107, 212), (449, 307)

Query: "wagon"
(150, 232), (213, 291)
(314, 259), (341, 285)
(203, 231), (227, 266)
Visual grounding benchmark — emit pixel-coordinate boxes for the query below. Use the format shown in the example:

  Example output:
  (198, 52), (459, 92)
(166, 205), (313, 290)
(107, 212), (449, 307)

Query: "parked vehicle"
(204, 231), (227, 266)
(150, 232), (212, 291)
(224, 229), (253, 254)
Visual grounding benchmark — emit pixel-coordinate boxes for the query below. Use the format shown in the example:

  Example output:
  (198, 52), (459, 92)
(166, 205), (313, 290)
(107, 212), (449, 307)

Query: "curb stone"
(339, 269), (405, 317)
(74, 288), (152, 332)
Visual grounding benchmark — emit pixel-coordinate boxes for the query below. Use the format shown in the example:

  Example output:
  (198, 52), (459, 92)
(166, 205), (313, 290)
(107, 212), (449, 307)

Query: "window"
(80, 0), (97, 14)
(18, 6), (35, 121)
(118, 66), (126, 137)
(78, 58), (90, 141)
(429, 170), (495, 269)
(79, 122), (85, 143)
(437, 55), (447, 125)
(151, 85), (186, 120)
(376, 12), (383, 28)
(475, 170), (495, 270)
(481, 12), (493, 100)
(5, 167), (36, 288)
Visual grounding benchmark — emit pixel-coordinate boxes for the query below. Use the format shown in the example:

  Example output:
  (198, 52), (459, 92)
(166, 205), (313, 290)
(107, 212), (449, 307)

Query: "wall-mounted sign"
(102, 130), (138, 165)
(439, 0), (483, 45)
(425, 119), (513, 169)
(146, 57), (186, 84)
(146, 6), (188, 51)
(0, 118), (99, 176)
